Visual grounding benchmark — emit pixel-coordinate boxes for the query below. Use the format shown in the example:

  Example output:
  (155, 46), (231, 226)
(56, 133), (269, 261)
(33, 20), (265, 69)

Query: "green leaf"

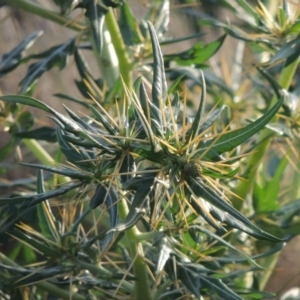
(147, 21), (167, 108)
(155, 236), (173, 274)
(74, 49), (103, 99)
(84, 1), (107, 55)
(254, 152), (289, 213)
(165, 35), (226, 66)
(160, 33), (205, 46)
(202, 166), (239, 179)
(89, 105), (117, 135)
(36, 170), (60, 242)
(191, 225), (261, 268)
(257, 68), (282, 100)
(0, 31), (42, 77)
(0, 182), (81, 207)
(167, 74), (185, 95)
(119, 2), (143, 45)
(53, 93), (91, 108)
(19, 38), (77, 94)
(188, 178), (282, 242)
(236, 0), (260, 22)
(176, 263), (201, 299)
(108, 172), (157, 233)
(169, 68), (233, 96)
(0, 94), (54, 114)
(19, 163), (93, 181)
(56, 129), (96, 170)
(198, 95), (285, 158)
(10, 228), (61, 257)
(120, 154), (135, 186)
(186, 70), (206, 143)
(2, 96), (111, 152)
(200, 105), (227, 134)
(199, 274), (243, 300)
(90, 183), (118, 228)
(269, 34), (300, 67)
(290, 20), (300, 34)
(139, 80), (163, 130)
(130, 89), (161, 152)
(15, 127), (57, 142)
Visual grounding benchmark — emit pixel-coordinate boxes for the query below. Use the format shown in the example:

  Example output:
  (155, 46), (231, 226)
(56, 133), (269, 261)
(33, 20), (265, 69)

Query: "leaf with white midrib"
(0, 31), (43, 76)
(19, 38), (76, 94)
(198, 95), (285, 157)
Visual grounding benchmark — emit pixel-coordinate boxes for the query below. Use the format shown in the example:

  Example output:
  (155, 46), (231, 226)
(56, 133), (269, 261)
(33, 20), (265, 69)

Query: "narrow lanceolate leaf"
(257, 68), (282, 100)
(176, 264), (201, 299)
(15, 126), (57, 143)
(165, 34), (226, 66)
(139, 80), (163, 131)
(120, 153), (136, 186)
(108, 173), (157, 233)
(19, 38), (76, 94)
(19, 163), (93, 181)
(147, 21), (167, 108)
(198, 274), (242, 300)
(85, 1), (107, 55)
(74, 49), (102, 98)
(89, 105), (117, 135)
(269, 33), (300, 67)
(0, 95), (55, 113)
(188, 178), (282, 242)
(130, 90), (161, 152)
(199, 105), (227, 134)
(0, 31), (43, 77)
(119, 2), (143, 45)
(0, 95), (110, 152)
(191, 226), (261, 268)
(186, 70), (206, 143)
(0, 182), (81, 207)
(198, 95), (285, 158)
(90, 184), (118, 228)
(155, 237), (173, 275)
(36, 170), (60, 242)
(0, 95), (86, 138)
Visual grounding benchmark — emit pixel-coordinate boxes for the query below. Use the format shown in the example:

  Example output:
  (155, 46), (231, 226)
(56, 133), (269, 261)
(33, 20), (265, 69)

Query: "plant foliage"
(1, 0), (300, 299)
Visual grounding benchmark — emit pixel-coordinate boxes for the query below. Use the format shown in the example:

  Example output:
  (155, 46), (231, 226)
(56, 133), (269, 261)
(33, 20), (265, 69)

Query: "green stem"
(105, 8), (132, 89)
(0, 252), (86, 300)
(23, 139), (54, 165)
(5, 0), (85, 31)
(77, 261), (134, 292)
(23, 139), (69, 184)
(232, 57), (300, 210)
(118, 198), (152, 300)
(91, 25), (120, 90)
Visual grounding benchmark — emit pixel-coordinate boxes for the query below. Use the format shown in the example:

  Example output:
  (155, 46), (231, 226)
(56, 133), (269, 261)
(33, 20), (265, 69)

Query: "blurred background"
(0, 1), (299, 298)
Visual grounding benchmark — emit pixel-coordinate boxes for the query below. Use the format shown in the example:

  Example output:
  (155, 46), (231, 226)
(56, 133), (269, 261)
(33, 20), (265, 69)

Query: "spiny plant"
(0, 22), (286, 300)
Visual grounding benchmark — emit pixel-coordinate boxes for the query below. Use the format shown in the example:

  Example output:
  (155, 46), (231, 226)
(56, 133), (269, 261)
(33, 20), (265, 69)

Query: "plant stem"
(0, 252), (86, 300)
(118, 198), (152, 300)
(5, 0), (85, 31)
(105, 8), (133, 89)
(23, 139), (69, 184)
(91, 25), (120, 90)
(77, 260), (134, 292)
(232, 57), (300, 210)
(23, 139), (54, 165)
